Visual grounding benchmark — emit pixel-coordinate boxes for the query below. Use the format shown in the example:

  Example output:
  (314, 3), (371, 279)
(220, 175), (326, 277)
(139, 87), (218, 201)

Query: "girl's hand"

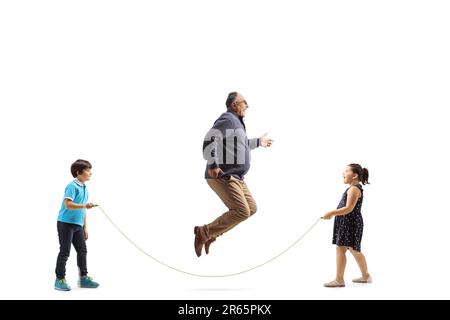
(322, 211), (334, 220)
(84, 229), (89, 241)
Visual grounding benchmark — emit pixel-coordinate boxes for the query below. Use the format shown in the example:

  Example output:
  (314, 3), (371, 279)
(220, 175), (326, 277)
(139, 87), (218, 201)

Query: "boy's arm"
(64, 199), (95, 210)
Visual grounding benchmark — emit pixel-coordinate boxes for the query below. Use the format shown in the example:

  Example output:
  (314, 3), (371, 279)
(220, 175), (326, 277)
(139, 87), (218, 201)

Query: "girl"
(322, 164), (371, 288)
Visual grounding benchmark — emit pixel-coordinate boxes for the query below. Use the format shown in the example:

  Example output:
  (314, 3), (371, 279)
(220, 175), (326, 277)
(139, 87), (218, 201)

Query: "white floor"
(3, 214), (449, 300)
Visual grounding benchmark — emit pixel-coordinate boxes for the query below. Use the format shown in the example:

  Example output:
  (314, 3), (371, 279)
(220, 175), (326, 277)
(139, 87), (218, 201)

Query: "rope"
(96, 205), (322, 278)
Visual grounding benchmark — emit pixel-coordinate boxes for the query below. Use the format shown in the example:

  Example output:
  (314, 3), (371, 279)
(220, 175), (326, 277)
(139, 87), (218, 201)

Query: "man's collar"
(227, 110), (244, 121)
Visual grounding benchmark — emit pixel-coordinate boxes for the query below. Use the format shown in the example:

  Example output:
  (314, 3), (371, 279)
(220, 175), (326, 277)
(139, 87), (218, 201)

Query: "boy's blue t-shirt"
(57, 180), (89, 226)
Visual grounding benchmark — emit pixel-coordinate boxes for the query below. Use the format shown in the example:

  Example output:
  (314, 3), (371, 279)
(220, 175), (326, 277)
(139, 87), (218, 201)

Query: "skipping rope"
(96, 205), (322, 278)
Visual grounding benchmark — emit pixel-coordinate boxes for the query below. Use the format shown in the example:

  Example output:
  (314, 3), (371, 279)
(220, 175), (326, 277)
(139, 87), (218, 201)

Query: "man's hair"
(226, 92), (239, 109)
(70, 159), (92, 178)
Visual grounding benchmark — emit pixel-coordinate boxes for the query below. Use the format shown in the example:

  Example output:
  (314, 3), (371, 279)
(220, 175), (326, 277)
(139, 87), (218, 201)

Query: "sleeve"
(64, 184), (77, 201)
(203, 117), (233, 168)
(248, 138), (260, 150)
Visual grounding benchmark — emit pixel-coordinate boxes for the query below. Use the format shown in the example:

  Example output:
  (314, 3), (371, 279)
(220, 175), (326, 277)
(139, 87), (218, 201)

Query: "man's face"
(232, 94), (249, 117)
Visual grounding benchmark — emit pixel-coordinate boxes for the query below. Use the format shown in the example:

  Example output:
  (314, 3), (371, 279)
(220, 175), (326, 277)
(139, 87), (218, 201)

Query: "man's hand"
(84, 228), (89, 241)
(85, 203), (95, 209)
(260, 133), (273, 148)
(208, 167), (224, 179)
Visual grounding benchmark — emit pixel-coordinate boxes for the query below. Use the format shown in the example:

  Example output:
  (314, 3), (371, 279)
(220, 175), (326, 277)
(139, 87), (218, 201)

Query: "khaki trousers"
(205, 176), (257, 239)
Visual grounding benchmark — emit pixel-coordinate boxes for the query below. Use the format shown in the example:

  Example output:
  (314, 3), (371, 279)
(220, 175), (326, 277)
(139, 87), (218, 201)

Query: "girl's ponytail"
(361, 167), (370, 185)
(349, 163), (370, 185)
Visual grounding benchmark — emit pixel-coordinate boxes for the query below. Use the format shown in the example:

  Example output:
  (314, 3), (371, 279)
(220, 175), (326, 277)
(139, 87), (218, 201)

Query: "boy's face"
(78, 169), (92, 183)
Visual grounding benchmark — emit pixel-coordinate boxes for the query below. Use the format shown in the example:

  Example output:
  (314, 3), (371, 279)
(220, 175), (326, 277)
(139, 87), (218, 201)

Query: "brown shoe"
(205, 237), (216, 255)
(194, 226), (208, 257)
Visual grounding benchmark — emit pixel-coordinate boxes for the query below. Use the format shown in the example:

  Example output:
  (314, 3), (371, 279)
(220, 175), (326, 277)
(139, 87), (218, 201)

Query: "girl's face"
(343, 166), (358, 184)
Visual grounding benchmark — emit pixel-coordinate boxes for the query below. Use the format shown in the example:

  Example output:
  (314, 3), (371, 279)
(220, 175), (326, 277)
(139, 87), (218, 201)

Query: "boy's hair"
(71, 159), (92, 178)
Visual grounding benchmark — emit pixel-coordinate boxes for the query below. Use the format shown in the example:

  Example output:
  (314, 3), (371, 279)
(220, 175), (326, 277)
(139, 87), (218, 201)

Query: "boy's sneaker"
(54, 278), (71, 291)
(78, 276), (100, 288)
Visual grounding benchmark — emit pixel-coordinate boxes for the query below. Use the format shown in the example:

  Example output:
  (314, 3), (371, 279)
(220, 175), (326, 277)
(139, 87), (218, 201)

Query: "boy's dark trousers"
(55, 221), (88, 279)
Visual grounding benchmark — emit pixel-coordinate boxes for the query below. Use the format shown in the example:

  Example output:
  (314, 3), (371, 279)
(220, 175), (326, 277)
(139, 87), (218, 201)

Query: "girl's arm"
(323, 186), (361, 219)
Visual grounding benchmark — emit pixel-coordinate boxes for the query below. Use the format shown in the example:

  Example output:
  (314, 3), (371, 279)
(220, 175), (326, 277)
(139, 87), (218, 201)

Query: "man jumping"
(194, 92), (273, 257)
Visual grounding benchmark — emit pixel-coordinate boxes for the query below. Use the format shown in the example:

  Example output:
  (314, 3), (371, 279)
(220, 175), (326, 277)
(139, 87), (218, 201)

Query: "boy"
(54, 159), (100, 291)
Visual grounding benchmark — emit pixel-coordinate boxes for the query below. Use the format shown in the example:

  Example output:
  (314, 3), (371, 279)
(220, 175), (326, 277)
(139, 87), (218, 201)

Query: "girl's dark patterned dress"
(332, 184), (364, 252)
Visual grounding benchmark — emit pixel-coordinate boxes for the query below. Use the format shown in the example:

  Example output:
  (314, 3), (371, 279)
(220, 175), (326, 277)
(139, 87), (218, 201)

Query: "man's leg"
(241, 180), (257, 216)
(205, 176), (253, 239)
(203, 180), (257, 255)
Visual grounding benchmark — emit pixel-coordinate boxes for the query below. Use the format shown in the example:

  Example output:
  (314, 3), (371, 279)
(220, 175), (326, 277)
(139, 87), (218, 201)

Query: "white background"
(1, 0), (449, 300)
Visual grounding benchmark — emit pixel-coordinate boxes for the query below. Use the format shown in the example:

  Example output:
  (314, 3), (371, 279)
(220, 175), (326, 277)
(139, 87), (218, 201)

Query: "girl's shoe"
(54, 278), (71, 291)
(78, 276), (100, 288)
(324, 280), (346, 288)
(352, 276), (372, 283)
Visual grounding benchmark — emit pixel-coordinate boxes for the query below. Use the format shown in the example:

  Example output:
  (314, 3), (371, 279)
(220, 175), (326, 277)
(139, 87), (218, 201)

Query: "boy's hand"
(84, 228), (89, 240)
(85, 203), (95, 209)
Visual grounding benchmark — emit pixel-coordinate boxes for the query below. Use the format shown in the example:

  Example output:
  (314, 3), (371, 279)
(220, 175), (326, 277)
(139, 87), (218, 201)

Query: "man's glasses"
(235, 100), (249, 108)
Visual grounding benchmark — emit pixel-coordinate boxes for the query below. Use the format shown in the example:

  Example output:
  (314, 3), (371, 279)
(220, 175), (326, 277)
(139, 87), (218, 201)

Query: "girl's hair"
(349, 163), (370, 185)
